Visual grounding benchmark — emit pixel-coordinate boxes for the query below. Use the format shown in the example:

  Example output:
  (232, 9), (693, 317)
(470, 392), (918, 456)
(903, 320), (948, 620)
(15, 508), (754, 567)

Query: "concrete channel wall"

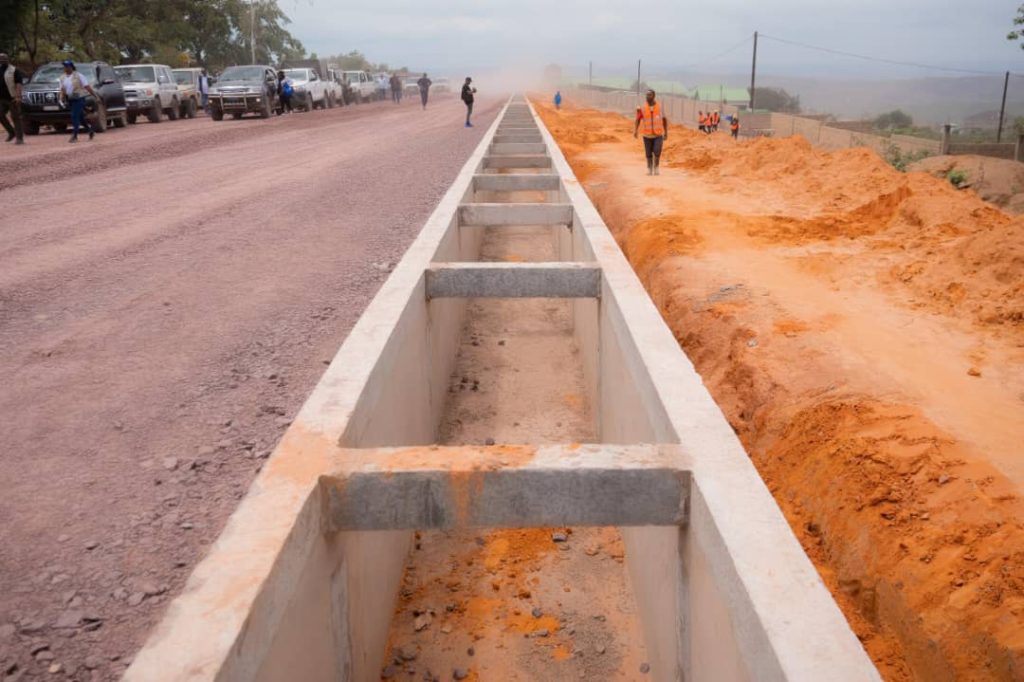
(125, 97), (881, 682)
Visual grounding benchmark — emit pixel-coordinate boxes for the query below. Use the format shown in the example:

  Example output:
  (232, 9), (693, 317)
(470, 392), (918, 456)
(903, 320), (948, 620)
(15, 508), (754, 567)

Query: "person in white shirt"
(198, 68), (210, 113)
(59, 60), (99, 142)
(376, 74), (388, 101)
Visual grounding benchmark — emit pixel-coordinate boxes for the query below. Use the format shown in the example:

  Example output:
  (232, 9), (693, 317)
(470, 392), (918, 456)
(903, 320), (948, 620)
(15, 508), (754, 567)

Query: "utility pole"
(250, 0), (257, 64)
(636, 59), (641, 100)
(998, 70), (1010, 143)
(749, 30), (758, 111)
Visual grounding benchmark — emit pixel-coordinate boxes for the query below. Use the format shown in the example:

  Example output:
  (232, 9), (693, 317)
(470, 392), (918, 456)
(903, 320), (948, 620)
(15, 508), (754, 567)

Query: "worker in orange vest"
(634, 89), (669, 175)
(730, 116), (740, 139)
(712, 110), (721, 132)
(697, 110), (706, 133)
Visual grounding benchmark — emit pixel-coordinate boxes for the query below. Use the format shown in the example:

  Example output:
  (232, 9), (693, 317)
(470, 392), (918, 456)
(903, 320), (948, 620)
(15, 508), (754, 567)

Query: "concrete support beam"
(425, 262), (601, 299)
(459, 202), (572, 226)
(493, 134), (543, 144)
(321, 444), (690, 531)
(473, 174), (560, 192)
(491, 142), (547, 155)
(485, 155), (552, 169)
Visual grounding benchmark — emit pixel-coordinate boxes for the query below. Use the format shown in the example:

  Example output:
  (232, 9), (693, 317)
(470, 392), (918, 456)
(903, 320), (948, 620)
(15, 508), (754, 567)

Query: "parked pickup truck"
(280, 67), (329, 111)
(171, 68), (202, 118)
(114, 64), (182, 123)
(208, 65), (279, 120)
(20, 61), (128, 134)
(340, 70), (375, 104)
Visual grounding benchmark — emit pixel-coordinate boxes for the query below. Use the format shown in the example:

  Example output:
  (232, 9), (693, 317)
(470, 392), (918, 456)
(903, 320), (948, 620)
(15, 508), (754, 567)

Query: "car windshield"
(31, 64), (91, 84)
(219, 66), (265, 82)
(172, 71), (193, 85)
(282, 70), (308, 81)
(115, 66), (155, 82)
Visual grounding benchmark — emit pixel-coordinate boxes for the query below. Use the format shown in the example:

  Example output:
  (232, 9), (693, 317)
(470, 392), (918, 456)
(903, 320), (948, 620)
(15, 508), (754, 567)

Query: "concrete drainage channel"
(126, 97), (881, 681)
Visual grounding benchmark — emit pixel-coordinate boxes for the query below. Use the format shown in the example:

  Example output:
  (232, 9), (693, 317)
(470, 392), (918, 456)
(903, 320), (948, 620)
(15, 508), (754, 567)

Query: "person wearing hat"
(59, 60), (99, 143)
(0, 53), (26, 145)
(461, 77), (476, 127)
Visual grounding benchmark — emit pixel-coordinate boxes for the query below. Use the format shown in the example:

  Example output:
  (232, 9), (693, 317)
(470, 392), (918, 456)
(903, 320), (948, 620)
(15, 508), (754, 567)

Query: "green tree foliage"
(6, 0), (305, 70)
(1009, 5), (1024, 47)
(749, 87), (801, 113)
(873, 109), (914, 130)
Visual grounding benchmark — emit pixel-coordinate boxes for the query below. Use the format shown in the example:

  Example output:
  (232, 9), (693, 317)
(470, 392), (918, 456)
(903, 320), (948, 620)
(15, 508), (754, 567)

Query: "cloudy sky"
(281, 0), (1022, 79)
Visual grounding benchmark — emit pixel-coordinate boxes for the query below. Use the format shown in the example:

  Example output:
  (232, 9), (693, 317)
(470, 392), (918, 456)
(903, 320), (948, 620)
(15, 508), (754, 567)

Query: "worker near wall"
(731, 116), (740, 139)
(634, 89), (668, 175)
(554, 90), (562, 110)
(698, 110), (706, 133)
(0, 53), (25, 145)
(712, 110), (721, 132)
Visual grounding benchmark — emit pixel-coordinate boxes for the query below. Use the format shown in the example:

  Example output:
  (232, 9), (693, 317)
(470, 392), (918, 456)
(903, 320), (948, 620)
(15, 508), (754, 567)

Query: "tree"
(1009, 5), (1024, 47)
(874, 110), (914, 130)
(749, 87), (800, 113)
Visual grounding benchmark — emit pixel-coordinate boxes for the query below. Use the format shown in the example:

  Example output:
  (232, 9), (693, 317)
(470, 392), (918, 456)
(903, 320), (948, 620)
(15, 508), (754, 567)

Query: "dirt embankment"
(911, 154), (1024, 216)
(536, 101), (1024, 681)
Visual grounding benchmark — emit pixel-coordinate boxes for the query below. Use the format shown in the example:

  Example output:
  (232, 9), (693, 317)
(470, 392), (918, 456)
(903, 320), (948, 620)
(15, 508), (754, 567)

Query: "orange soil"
(536, 101), (1024, 681)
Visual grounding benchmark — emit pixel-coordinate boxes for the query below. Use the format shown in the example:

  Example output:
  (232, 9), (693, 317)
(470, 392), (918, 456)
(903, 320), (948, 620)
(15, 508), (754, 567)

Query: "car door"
(97, 64), (126, 111)
(265, 69), (278, 100)
(157, 67), (174, 104)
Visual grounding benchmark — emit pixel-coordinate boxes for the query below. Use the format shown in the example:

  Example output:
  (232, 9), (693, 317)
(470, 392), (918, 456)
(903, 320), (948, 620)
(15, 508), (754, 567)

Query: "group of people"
(633, 89), (743, 175)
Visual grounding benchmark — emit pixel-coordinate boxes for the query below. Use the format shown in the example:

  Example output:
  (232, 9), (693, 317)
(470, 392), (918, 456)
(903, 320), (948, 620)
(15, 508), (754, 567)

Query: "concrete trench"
(125, 97), (882, 681)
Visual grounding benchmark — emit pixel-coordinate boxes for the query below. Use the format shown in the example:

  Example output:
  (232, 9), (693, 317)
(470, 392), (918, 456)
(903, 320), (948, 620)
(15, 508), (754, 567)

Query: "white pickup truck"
(281, 67), (331, 111)
(339, 70), (376, 104)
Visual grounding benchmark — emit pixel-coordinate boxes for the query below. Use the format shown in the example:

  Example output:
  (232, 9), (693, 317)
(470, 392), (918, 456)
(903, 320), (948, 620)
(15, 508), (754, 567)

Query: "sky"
(280, 0), (1024, 80)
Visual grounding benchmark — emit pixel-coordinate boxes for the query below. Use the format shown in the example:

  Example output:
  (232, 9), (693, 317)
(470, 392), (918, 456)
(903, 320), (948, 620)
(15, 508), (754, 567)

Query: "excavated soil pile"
(536, 101), (1024, 681)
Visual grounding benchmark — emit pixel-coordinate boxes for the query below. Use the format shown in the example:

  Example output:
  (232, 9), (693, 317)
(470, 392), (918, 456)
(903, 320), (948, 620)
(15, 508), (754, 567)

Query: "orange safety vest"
(713, 112), (720, 125)
(638, 102), (665, 137)
(698, 113), (706, 125)
(730, 119), (739, 131)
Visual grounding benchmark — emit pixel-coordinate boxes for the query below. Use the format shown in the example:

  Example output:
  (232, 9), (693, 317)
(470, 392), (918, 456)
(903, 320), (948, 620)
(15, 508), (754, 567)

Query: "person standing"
(417, 72), (431, 110)
(730, 115), (740, 140)
(198, 68), (210, 114)
(277, 70), (293, 114)
(0, 52), (26, 145)
(633, 89), (668, 175)
(376, 74), (388, 101)
(554, 90), (562, 110)
(461, 77), (476, 127)
(60, 60), (98, 143)
(390, 73), (402, 104)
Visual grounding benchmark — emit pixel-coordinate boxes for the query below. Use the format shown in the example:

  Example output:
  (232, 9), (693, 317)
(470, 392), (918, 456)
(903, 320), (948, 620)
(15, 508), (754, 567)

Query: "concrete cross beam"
(459, 202), (572, 226)
(491, 142), (547, 155)
(484, 155), (553, 169)
(473, 174), (560, 192)
(320, 444), (691, 531)
(493, 134), (543, 144)
(424, 262), (601, 299)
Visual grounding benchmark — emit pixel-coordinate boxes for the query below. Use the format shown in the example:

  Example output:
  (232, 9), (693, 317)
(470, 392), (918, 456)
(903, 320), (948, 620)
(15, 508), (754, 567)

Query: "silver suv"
(114, 64), (181, 124)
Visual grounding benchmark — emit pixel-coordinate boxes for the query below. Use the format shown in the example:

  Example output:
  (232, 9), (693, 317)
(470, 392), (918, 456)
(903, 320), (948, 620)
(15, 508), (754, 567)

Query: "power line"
(681, 35), (753, 71)
(759, 33), (1010, 77)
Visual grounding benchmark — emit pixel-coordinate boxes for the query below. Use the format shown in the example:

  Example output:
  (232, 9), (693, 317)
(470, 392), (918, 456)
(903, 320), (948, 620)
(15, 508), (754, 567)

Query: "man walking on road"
(390, 73), (402, 104)
(462, 77), (476, 127)
(417, 73), (431, 109)
(198, 68), (210, 114)
(634, 89), (668, 175)
(0, 53), (26, 145)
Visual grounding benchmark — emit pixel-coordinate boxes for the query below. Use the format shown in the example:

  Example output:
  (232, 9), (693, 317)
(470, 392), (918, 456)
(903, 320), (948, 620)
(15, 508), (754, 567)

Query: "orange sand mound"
(537, 100), (1024, 681)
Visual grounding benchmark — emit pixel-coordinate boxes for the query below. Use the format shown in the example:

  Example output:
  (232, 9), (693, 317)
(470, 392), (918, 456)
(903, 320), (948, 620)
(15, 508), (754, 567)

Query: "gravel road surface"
(0, 95), (501, 680)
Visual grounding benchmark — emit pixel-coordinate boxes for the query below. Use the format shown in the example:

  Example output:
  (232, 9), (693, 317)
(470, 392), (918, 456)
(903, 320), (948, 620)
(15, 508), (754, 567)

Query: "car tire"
(52, 122), (67, 133)
(231, 112), (242, 120)
(260, 97), (271, 119)
(127, 111), (137, 124)
(24, 119), (40, 135)
(166, 98), (179, 120)
(148, 98), (162, 123)
(185, 98), (197, 118)
(211, 107), (224, 121)
(112, 112), (127, 128)
(326, 93), (334, 109)
(91, 101), (107, 132)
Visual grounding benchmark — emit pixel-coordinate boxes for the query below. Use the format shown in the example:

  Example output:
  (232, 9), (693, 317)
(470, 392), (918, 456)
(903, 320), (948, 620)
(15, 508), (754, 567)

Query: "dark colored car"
(207, 65), (279, 120)
(21, 61), (128, 134)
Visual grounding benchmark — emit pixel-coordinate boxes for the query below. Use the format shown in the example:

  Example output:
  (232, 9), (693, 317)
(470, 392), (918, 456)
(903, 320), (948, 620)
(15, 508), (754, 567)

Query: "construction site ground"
(0, 95), (501, 681)
(535, 100), (1024, 681)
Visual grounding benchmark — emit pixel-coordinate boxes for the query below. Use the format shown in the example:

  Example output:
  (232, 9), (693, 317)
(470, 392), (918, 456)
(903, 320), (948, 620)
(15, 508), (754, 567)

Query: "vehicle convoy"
(114, 64), (182, 123)
(281, 68), (329, 111)
(340, 69), (375, 103)
(20, 61), (127, 134)
(170, 67), (202, 118)
(207, 65), (279, 120)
